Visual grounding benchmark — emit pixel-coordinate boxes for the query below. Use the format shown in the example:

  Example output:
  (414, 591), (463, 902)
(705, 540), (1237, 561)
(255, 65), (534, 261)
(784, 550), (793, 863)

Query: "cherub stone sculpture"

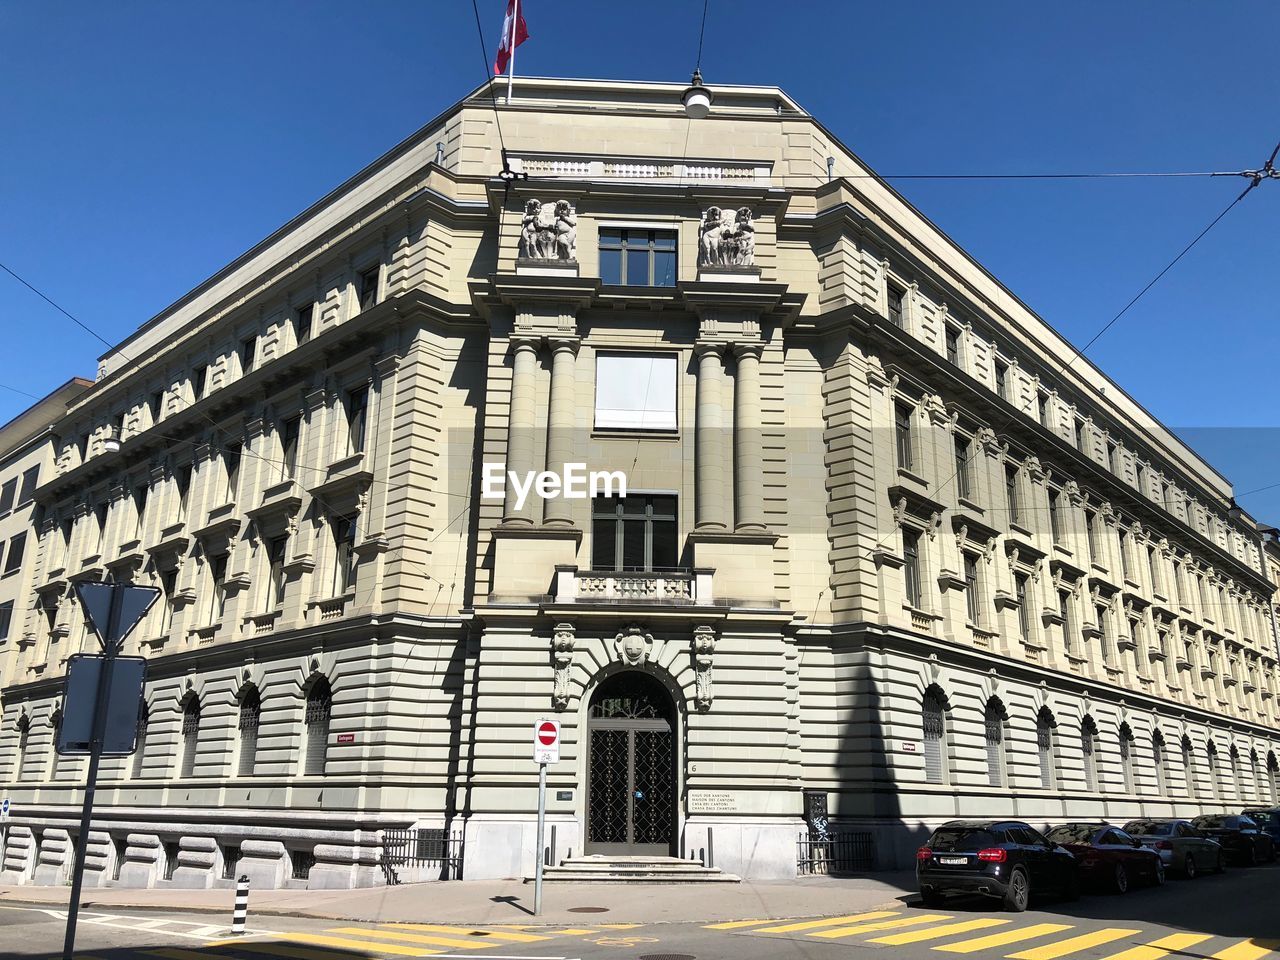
(518, 198), (578, 261)
(698, 205), (756, 268)
(553, 200), (577, 260)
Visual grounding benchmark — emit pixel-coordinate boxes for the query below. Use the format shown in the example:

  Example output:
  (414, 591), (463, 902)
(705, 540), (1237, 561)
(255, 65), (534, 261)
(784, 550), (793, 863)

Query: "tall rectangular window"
(591, 495), (677, 572)
(266, 536), (288, 609)
(594, 353), (678, 431)
(1085, 508), (1100, 559)
(1096, 602), (1112, 662)
(346, 386), (369, 455)
(281, 415), (302, 479)
(224, 442), (242, 503)
(1106, 440), (1118, 472)
(240, 335), (258, 373)
(1148, 545), (1161, 594)
(175, 464), (192, 522)
(0, 600), (12, 641)
(192, 364), (209, 401)
(149, 390), (165, 423)
(887, 284), (904, 328)
(1005, 465), (1020, 525)
(159, 568), (178, 636)
(357, 264), (380, 310)
(4, 532), (26, 574)
(17, 467), (39, 506)
(954, 435), (972, 500)
(894, 403), (913, 470)
(0, 479), (16, 515)
(1074, 419), (1086, 450)
(294, 304), (314, 344)
(333, 516), (358, 594)
(1015, 573), (1031, 641)
(1060, 590), (1076, 655)
(1048, 489), (1063, 545)
(964, 553), (982, 625)
(1037, 392), (1050, 427)
(599, 228), (676, 287)
(903, 528), (922, 608)
(945, 325), (960, 365)
(133, 484), (148, 538)
(209, 554), (228, 624)
(994, 359), (1008, 399)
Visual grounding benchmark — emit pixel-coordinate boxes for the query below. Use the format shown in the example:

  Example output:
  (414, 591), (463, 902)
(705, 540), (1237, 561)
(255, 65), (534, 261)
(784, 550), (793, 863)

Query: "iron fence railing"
(381, 828), (463, 883)
(797, 831), (874, 875)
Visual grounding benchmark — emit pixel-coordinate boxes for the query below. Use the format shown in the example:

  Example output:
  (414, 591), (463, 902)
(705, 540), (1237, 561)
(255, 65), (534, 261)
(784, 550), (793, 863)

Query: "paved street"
(0, 863), (1275, 960)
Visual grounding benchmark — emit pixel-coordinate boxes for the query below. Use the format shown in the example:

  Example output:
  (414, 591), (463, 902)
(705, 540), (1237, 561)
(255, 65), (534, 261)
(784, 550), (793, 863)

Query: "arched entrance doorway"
(585, 671), (677, 856)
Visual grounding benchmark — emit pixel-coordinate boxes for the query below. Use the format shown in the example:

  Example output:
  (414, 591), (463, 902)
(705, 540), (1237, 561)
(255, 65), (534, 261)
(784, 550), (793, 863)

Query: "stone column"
(695, 343), (728, 531)
(543, 338), (579, 527)
(733, 342), (765, 532)
(503, 336), (541, 525)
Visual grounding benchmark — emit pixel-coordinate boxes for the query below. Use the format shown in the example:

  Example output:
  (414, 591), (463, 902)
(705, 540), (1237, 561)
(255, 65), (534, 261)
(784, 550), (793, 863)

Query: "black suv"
(1191, 814), (1276, 865)
(917, 820), (1079, 912)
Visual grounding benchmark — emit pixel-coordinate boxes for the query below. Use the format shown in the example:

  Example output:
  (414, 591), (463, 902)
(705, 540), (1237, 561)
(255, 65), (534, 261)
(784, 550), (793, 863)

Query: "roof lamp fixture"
(682, 69), (713, 120)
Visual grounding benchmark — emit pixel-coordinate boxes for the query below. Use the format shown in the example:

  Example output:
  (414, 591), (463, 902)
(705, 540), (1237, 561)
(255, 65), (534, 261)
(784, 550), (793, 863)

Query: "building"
(1, 77), (1278, 890)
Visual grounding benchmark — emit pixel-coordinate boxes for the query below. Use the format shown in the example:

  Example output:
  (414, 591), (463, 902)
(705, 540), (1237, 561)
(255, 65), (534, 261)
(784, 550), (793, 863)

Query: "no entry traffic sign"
(533, 718), (560, 764)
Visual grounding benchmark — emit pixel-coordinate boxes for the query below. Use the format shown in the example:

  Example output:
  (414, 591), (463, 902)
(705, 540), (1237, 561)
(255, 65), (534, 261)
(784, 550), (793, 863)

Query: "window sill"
(896, 467), (929, 487)
(591, 427), (680, 441)
(956, 497), (984, 514)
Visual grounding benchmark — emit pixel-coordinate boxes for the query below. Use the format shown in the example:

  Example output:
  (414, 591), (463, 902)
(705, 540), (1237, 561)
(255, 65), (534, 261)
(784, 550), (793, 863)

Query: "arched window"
(304, 678), (332, 777)
(1269, 752), (1279, 804)
(1081, 716), (1100, 791)
(1153, 731), (1169, 794)
(49, 709), (63, 779)
(237, 686), (261, 777)
(1036, 707), (1058, 790)
(1249, 749), (1261, 802)
(180, 696), (201, 778)
(16, 714), (31, 780)
(1228, 746), (1241, 801)
(922, 687), (948, 785)
(1119, 723), (1135, 794)
(131, 704), (148, 779)
(1206, 742), (1221, 801)
(1183, 737), (1197, 799)
(983, 698), (1007, 788)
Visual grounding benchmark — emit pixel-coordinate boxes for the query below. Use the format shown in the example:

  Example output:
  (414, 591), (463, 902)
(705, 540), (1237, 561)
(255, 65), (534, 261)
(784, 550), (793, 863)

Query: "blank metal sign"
(57, 653), (147, 756)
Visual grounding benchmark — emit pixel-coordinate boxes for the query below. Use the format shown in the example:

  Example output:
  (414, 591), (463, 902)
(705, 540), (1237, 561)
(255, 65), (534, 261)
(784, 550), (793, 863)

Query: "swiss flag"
(493, 0), (529, 75)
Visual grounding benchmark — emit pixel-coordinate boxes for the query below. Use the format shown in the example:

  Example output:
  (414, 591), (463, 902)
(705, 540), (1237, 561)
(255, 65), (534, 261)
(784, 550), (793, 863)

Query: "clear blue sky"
(2, 2), (1277, 516)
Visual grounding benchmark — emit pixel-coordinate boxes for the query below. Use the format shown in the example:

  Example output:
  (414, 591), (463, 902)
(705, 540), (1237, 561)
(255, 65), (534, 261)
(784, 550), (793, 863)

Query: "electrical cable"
(468, 0), (508, 155)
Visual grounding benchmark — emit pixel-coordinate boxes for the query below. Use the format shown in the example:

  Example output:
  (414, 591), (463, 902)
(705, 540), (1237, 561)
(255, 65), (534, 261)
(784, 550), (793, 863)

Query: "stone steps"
(531, 855), (740, 883)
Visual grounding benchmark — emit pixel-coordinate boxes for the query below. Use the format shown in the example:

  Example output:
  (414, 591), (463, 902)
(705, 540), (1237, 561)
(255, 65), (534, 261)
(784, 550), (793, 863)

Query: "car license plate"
(939, 856), (968, 865)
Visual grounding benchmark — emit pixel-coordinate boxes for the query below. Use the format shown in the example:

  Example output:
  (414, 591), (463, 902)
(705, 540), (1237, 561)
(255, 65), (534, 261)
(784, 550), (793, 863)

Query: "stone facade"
(1, 77), (1277, 889)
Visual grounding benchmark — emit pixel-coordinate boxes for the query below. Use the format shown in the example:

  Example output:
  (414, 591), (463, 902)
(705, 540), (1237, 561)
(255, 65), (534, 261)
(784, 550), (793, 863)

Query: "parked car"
(1044, 822), (1165, 892)
(1123, 818), (1225, 878)
(1191, 814), (1276, 866)
(917, 819), (1079, 912)
(1241, 808), (1280, 848)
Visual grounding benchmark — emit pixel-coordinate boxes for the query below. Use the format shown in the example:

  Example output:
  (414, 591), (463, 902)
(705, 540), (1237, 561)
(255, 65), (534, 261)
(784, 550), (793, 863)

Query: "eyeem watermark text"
(482, 463), (627, 511)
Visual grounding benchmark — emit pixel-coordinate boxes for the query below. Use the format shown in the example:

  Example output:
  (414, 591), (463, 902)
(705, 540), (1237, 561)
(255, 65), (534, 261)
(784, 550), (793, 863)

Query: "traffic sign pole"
(62, 583), (125, 960)
(534, 760), (547, 916)
(530, 717), (559, 916)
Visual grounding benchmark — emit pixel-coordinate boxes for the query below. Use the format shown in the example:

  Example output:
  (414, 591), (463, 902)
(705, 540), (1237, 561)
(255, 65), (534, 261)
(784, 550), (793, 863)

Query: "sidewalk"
(0, 872), (917, 925)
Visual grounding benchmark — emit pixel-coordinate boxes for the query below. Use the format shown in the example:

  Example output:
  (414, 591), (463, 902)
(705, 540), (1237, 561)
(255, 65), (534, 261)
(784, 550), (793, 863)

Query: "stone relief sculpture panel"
(698, 206), (756, 267)
(519, 199), (577, 261)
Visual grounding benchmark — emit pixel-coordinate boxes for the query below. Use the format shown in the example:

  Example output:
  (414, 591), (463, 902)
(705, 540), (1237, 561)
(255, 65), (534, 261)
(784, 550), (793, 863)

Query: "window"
(1136, 461), (1147, 494)
(357, 264), (380, 310)
(280, 415), (302, 480)
(294, 304), (314, 344)
(290, 848), (317, 880)
(1120, 725), (1135, 793)
(1147, 545), (1161, 594)
(1059, 589), (1076, 655)
(240, 335), (258, 373)
(984, 699), (1005, 787)
(132, 705), (148, 778)
(1153, 733), (1168, 793)
(221, 844), (243, 881)
(224, 443), (242, 503)
(304, 679), (332, 776)
(237, 687), (260, 777)
(593, 353), (678, 431)
(17, 466), (38, 506)
(332, 517), (358, 594)
(175, 465), (191, 522)
(591, 495), (677, 571)
(954, 435), (972, 500)
(994, 359), (1009, 399)
(963, 552), (982, 625)
(163, 841), (180, 880)
(1048, 489), (1063, 545)
(345, 385), (370, 455)
(93, 503), (108, 554)
(4, 532), (26, 574)
(1034, 711), (1054, 793)
(0, 479), (15, 515)
(1081, 717), (1099, 791)
(922, 690), (947, 784)
(903, 528), (922, 608)
(1120, 529), (1133, 579)
(1207, 743), (1221, 800)
(894, 403), (913, 470)
(1074, 419), (1086, 450)
(133, 484), (148, 538)
(887, 284), (904, 328)
(1173, 560), (1185, 605)
(266, 536), (288, 609)
(945, 325), (960, 365)
(0, 600), (12, 641)
(16, 715), (31, 781)
(192, 364), (209, 401)
(1096, 603), (1112, 662)
(209, 554), (228, 623)
(1184, 740), (1198, 799)
(599, 228), (676, 286)
(1085, 509), (1100, 558)
(180, 698), (201, 778)
(149, 390), (165, 423)
(1106, 440), (1119, 473)
(159, 569), (178, 637)
(1005, 465), (1021, 525)
(1037, 392), (1050, 427)
(1015, 573), (1031, 641)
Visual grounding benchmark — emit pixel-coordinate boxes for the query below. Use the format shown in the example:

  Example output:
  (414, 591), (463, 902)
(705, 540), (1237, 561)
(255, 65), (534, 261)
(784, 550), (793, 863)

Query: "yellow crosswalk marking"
(385, 924), (550, 943)
(1211, 941), (1280, 960)
(545, 929), (602, 936)
(329, 926), (488, 949)
(759, 911), (902, 933)
(1009, 929), (1143, 960)
(871, 918), (1011, 945)
(812, 914), (954, 940)
(278, 932), (444, 957)
(936, 923), (1074, 953)
(1096, 932), (1214, 960)
(705, 919), (783, 930)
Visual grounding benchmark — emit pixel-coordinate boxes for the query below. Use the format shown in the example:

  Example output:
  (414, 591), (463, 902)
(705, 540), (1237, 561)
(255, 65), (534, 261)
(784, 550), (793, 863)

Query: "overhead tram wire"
(468, 0), (508, 156)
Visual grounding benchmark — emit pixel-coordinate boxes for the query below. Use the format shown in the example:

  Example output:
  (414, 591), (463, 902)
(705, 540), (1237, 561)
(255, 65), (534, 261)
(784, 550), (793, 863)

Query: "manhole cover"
(640, 955), (695, 960)
(468, 931), (490, 936)
(568, 906), (611, 913)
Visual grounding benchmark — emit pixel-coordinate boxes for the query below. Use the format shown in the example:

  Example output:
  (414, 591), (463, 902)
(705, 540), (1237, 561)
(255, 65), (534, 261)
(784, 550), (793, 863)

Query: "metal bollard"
(230, 874), (250, 935)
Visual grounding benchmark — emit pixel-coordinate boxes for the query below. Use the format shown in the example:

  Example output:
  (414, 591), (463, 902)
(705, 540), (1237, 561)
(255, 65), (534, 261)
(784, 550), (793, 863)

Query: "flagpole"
(506, 0), (518, 104)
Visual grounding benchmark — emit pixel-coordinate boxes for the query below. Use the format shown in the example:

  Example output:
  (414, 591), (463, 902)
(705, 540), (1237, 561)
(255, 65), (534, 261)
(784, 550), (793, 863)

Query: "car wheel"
(921, 889), (945, 908)
(1112, 863), (1129, 894)
(1214, 852), (1226, 874)
(1153, 860), (1166, 886)
(1003, 866), (1030, 912)
(1183, 854), (1197, 879)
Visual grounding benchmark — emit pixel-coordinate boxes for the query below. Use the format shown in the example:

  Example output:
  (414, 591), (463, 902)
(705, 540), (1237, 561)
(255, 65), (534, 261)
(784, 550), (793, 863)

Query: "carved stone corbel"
(692, 625), (716, 712)
(551, 622), (576, 711)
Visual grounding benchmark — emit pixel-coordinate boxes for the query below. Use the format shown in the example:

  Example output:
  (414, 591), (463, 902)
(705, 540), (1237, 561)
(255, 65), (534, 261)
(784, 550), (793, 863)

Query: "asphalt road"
(1, 862), (1275, 960)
